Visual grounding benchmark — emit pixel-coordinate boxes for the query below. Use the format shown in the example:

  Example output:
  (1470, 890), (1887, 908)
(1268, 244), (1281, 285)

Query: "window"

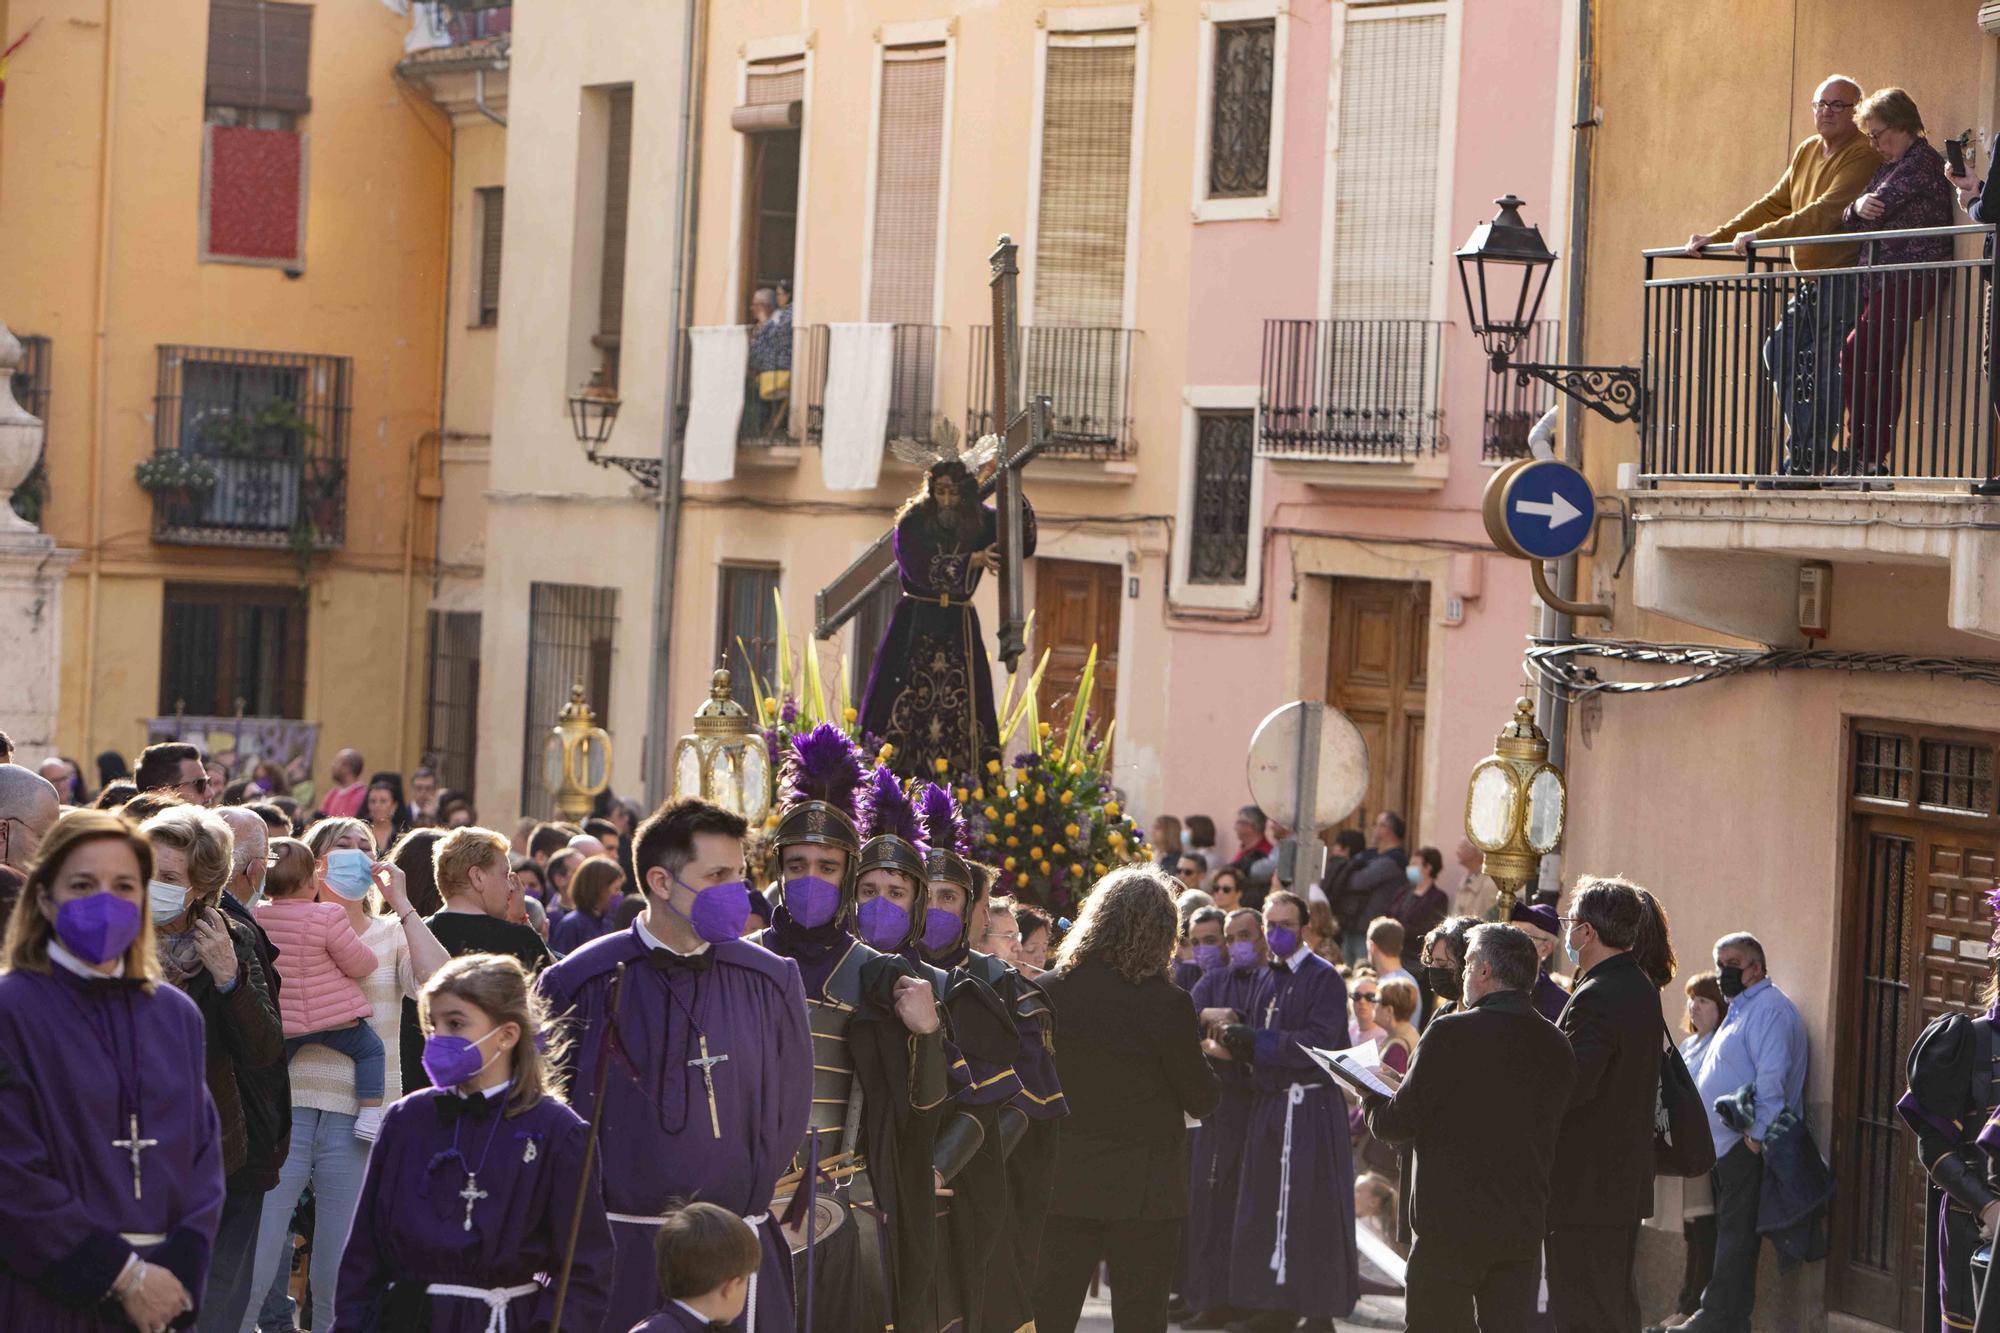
(869, 47), (945, 324)
(522, 584), (617, 820)
(1190, 410), (1255, 584)
(202, 0), (311, 267)
(1033, 33), (1138, 327)
(150, 345), (351, 547)
(424, 610), (481, 794)
(159, 583), (307, 717)
(1208, 21), (1274, 199)
(475, 187), (504, 328)
(738, 58), (804, 316)
(716, 565), (781, 698)
(8, 335), (50, 528)
(1327, 9), (1446, 319)
(597, 87), (633, 387)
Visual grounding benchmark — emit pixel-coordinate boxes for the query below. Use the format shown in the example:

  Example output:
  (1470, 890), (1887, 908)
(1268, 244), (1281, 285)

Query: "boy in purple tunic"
(630, 1202), (763, 1332)
(335, 953), (614, 1332)
(1208, 891), (1360, 1331)
(538, 799), (812, 1333)
(0, 810), (226, 1333)
(1184, 907), (1267, 1324)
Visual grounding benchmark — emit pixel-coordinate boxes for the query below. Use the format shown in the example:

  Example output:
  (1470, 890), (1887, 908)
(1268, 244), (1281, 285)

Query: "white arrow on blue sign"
(1497, 459), (1595, 561)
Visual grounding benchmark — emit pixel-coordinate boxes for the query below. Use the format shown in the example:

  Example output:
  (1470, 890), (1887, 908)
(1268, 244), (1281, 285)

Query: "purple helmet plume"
(861, 767), (922, 845)
(917, 782), (971, 855)
(778, 723), (865, 820)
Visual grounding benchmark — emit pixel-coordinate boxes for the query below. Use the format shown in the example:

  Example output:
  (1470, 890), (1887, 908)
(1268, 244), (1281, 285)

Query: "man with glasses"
(134, 739), (212, 804)
(1685, 76), (1880, 478)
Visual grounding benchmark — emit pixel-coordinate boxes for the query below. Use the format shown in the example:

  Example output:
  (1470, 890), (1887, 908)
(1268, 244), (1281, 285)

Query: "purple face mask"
(420, 1028), (500, 1089)
(783, 875), (842, 929)
(922, 906), (963, 955)
(1266, 926), (1301, 959)
(1194, 942), (1226, 972)
(54, 892), (144, 965)
(674, 877), (753, 944)
(1227, 938), (1260, 971)
(857, 896), (911, 951)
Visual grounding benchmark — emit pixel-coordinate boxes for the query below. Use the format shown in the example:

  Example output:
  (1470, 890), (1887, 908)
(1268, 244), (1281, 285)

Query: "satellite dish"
(1246, 701), (1369, 833)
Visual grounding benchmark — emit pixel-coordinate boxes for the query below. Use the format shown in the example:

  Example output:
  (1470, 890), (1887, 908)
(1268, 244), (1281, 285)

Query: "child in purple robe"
(0, 810), (226, 1333)
(629, 1202), (762, 1332)
(334, 952), (614, 1332)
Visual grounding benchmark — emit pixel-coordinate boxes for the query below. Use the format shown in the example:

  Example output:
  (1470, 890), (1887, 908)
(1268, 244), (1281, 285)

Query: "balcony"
(1484, 319), (1559, 462)
(965, 325), (1136, 461)
(146, 346), (350, 551)
(1628, 225), (2000, 644)
(802, 323), (942, 448)
(1257, 319), (1447, 486)
(393, 3), (509, 119)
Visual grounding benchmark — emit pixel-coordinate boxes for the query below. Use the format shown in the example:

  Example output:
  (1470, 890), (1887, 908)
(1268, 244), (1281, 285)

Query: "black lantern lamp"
(568, 368), (621, 451)
(1455, 195), (1643, 426)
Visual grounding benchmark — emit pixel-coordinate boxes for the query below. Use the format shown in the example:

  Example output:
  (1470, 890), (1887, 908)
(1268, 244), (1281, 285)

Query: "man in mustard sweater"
(1686, 75), (1880, 477)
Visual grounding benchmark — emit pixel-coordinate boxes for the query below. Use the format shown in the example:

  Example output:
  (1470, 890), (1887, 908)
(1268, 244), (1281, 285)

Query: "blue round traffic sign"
(1487, 459), (1595, 561)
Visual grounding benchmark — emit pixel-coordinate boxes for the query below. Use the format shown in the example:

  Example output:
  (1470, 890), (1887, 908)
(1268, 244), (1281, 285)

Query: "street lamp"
(568, 368), (622, 451)
(671, 668), (771, 824)
(542, 683), (612, 820)
(1454, 195), (1643, 426)
(1463, 697), (1567, 918)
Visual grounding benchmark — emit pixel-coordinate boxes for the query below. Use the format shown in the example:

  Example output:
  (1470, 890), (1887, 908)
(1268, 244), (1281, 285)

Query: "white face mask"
(148, 879), (189, 925)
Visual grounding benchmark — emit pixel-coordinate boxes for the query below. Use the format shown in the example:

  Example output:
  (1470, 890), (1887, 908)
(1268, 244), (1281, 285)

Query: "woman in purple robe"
(857, 457), (1036, 780)
(0, 810), (226, 1332)
(335, 953), (613, 1332)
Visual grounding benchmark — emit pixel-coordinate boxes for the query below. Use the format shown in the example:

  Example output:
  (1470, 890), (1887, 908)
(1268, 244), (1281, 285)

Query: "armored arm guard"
(934, 1109), (986, 1184)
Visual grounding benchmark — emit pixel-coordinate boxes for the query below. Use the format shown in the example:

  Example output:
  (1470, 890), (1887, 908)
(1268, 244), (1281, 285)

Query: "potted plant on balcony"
(133, 451), (219, 510)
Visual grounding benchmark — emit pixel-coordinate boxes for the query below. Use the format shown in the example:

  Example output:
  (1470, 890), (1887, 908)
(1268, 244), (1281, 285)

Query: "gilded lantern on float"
(1464, 697), (1567, 918)
(542, 684), (612, 821)
(671, 669), (770, 823)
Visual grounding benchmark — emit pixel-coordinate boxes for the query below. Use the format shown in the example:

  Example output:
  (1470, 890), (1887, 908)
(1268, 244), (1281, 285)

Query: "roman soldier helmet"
(773, 724), (866, 901)
(918, 782), (977, 953)
(856, 768), (929, 948)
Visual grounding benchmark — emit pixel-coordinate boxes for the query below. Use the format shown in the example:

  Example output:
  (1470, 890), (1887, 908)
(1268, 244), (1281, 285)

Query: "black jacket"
(214, 892), (290, 1191)
(1368, 988), (1576, 1260)
(1038, 958), (1220, 1220)
(1349, 851), (1409, 937)
(1551, 950), (1662, 1224)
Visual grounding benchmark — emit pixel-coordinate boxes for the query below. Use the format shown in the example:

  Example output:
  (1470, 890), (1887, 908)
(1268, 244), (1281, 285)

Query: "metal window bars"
(1257, 318), (1448, 461)
(1484, 319), (1559, 461)
(802, 324), (943, 448)
(965, 324), (1136, 460)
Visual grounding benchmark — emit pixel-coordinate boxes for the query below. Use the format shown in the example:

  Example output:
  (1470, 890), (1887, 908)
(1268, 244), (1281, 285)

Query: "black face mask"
(1426, 965), (1463, 1002)
(1717, 964), (1746, 998)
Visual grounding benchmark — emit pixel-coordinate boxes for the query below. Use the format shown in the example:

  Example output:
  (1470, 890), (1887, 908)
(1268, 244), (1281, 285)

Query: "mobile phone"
(1947, 137), (1967, 175)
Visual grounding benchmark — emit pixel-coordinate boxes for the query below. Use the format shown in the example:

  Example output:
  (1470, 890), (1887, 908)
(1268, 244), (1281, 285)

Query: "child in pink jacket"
(255, 838), (388, 1140)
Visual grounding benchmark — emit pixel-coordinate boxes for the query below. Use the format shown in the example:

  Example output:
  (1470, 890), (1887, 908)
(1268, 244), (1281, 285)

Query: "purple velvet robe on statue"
(1183, 964), (1263, 1315)
(537, 926), (812, 1333)
(0, 967), (225, 1330)
(1227, 951), (1361, 1321)
(333, 1089), (614, 1332)
(857, 497), (1036, 780)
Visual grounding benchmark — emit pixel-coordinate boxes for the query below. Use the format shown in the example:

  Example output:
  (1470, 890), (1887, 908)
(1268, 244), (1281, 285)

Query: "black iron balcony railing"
(1485, 319), (1560, 461)
(1258, 319), (1447, 461)
(803, 323), (942, 447)
(149, 345), (350, 549)
(965, 325), (1135, 460)
(1640, 224), (1998, 486)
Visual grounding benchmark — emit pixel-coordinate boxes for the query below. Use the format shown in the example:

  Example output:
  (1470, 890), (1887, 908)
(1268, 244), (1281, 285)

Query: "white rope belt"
(425, 1281), (540, 1333)
(609, 1209), (772, 1329)
(1269, 1083), (1317, 1286)
(120, 1233), (168, 1246)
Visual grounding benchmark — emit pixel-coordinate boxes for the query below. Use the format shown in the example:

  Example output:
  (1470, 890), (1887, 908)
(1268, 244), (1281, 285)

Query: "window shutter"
(1328, 14), (1446, 319)
(746, 60), (805, 109)
(478, 187), (504, 326)
(599, 87), (634, 342)
(206, 0), (313, 113)
(1033, 34), (1137, 327)
(869, 47), (946, 325)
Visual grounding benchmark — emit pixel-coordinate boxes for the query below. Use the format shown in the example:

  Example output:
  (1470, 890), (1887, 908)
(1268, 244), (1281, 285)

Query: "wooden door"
(1032, 559), (1121, 748)
(1831, 723), (2000, 1330)
(1324, 577), (1428, 845)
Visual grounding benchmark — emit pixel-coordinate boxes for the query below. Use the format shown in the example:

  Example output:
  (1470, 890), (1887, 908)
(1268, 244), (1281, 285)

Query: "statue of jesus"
(857, 438), (1035, 782)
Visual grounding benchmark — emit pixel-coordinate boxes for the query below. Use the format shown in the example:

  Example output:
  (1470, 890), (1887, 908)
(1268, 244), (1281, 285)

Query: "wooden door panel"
(1033, 559), (1121, 747)
(1325, 577), (1429, 845)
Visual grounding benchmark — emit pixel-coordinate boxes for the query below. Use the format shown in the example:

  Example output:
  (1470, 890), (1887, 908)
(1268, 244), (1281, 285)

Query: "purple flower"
(780, 696), (799, 724)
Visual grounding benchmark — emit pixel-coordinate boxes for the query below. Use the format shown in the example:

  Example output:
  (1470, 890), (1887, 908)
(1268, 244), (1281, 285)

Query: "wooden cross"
(112, 1113), (157, 1201)
(986, 234), (1049, 673)
(688, 1036), (730, 1139)
(459, 1174), (489, 1232)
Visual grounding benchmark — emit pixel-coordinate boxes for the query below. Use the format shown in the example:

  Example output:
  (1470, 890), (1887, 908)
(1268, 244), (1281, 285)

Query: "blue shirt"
(1693, 978), (1808, 1158)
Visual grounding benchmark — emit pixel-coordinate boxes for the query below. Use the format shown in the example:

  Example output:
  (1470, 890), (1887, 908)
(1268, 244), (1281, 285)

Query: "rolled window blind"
(1328, 13), (1445, 319)
(869, 48), (947, 325)
(477, 187), (504, 326)
(599, 87), (633, 340)
(1033, 34), (1137, 327)
(747, 59), (805, 108)
(206, 0), (313, 113)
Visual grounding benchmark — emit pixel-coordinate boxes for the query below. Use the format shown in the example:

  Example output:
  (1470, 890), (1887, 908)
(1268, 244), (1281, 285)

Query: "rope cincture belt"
(426, 1281), (540, 1333)
(611, 1210), (772, 1328)
(120, 1233), (167, 1246)
(1269, 1083), (1318, 1287)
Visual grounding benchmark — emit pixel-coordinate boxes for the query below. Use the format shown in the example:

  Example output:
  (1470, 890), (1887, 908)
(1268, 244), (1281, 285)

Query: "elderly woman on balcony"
(1840, 87), (1955, 477)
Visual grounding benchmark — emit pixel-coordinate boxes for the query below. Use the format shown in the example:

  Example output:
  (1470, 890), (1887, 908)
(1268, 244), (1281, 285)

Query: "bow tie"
(434, 1091), (503, 1127)
(647, 947), (715, 974)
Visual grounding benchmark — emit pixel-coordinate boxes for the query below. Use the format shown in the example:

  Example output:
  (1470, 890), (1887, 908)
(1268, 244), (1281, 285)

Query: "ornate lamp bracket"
(1505, 356), (1644, 427)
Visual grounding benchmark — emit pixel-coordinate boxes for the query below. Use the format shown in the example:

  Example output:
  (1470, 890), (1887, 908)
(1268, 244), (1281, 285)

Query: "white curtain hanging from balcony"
(821, 323), (896, 491)
(683, 325), (748, 484)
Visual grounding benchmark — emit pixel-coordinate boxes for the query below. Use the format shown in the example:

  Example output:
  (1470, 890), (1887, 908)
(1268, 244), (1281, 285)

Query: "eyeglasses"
(1353, 992), (1379, 1004)
(183, 776), (213, 794)
(1812, 99), (1856, 112)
